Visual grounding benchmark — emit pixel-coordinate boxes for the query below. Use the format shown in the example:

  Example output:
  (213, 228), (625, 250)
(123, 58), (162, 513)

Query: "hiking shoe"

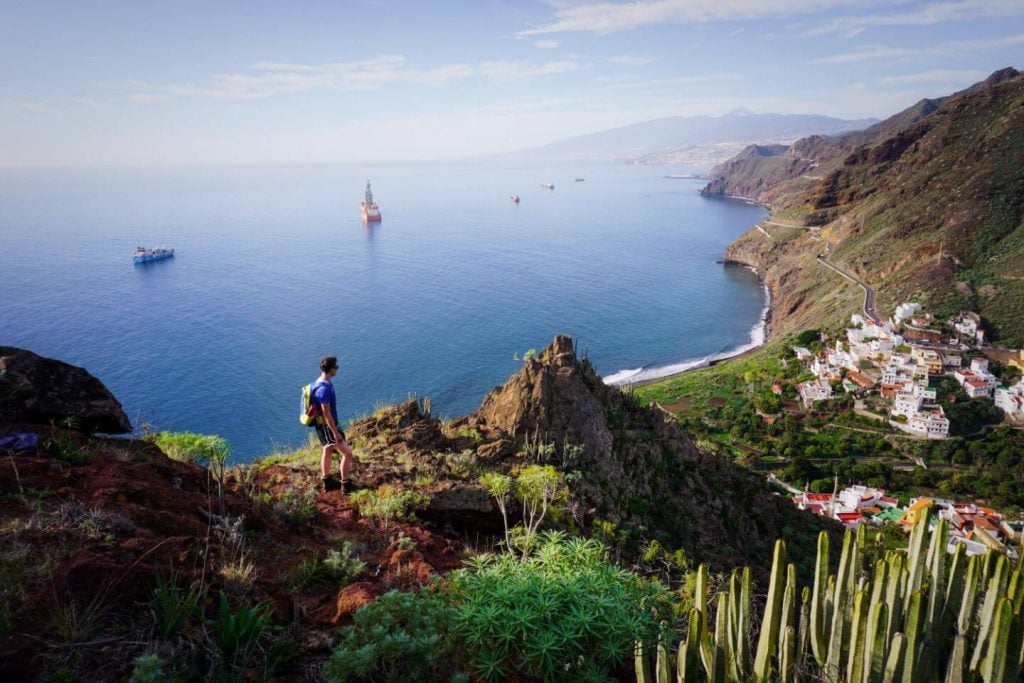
(322, 476), (342, 492)
(341, 479), (355, 494)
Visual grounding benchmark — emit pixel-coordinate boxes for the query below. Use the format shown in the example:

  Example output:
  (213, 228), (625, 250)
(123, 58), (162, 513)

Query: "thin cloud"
(600, 73), (743, 91)
(878, 69), (987, 85)
(128, 55), (581, 102)
(609, 55), (654, 66)
(479, 60), (584, 81)
(518, 0), (866, 36)
(814, 31), (1024, 65)
(0, 97), (55, 113)
(804, 0), (1024, 37)
(940, 31), (1024, 52)
(532, 39), (560, 49)
(813, 46), (918, 65)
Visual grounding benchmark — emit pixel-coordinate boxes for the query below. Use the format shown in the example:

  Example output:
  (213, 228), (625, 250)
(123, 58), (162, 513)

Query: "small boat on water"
(132, 246), (174, 264)
(510, 195), (520, 203)
(541, 182), (555, 190)
(361, 180), (382, 222)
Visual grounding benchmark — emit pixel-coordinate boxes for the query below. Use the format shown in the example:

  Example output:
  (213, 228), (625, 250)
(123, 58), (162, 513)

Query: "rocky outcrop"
(0, 346), (132, 433)
(471, 335), (835, 574)
(339, 335), (835, 574)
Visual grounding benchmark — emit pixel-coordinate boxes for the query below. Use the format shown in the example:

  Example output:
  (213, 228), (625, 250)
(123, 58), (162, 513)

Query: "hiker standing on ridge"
(312, 356), (355, 492)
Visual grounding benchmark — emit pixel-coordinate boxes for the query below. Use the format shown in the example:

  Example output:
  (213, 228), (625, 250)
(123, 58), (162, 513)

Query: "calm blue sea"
(0, 163), (766, 461)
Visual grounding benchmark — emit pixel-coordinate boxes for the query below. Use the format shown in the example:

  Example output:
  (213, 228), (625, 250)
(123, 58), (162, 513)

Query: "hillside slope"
(1, 339), (833, 679)
(709, 68), (1024, 343)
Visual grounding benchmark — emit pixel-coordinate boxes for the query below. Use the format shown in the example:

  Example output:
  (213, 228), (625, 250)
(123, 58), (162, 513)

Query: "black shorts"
(315, 423), (345, 447)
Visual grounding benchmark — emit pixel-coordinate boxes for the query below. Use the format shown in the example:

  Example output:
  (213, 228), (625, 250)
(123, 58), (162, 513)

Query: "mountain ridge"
(493, 110), (878, 165)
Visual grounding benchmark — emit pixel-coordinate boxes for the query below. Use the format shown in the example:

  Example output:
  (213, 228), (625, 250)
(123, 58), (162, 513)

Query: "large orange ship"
(361, 180), (382, 222)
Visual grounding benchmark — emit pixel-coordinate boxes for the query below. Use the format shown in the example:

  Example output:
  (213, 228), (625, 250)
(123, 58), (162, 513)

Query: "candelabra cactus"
(636, 510), (1023, 682)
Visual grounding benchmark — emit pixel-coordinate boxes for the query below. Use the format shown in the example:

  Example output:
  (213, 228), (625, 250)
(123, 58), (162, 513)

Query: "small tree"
(480, 472), (513, 549)
(482, 465), (566, 558)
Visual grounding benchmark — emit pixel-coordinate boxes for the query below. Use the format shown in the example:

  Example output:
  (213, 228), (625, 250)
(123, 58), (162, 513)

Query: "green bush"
(448, 532), (674, 681)
(350, 486), (430, 542)
(131, 654), (166, 683)
(323, 589), (456, 682)
(325, 534), (674, 682)
(208, 592), (274, 673)
(322, 542), (368, 586)
(271, 486), (318, 528)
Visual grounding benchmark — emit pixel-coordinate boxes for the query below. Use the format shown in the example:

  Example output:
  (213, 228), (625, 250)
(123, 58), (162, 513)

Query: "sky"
(1, 0), (1022, 166)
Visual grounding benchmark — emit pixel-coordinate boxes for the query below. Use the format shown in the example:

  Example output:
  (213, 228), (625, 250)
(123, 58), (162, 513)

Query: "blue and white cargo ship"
(132, 246), (175, 264)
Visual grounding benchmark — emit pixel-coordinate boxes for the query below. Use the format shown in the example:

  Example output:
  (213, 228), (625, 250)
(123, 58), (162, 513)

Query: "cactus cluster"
(637, 513), (1023, 682)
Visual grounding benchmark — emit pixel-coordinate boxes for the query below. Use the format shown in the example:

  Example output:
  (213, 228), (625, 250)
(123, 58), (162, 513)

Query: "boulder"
(0, 346), (132, 433)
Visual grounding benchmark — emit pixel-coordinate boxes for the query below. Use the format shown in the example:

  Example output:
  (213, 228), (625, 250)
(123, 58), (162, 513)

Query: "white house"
(906, 408), (950, 439)
(955, 318), (977, 338)
(995, 380), (1024, 420)
(893, 392), (923, 418)
(964, 379), (994, 399)
(811, 355), (842, 380)
(892, 381), (938, 419)
(799, 379), (834, 406)
(793, 346), (813, 361)
(955, 360), (998, 399)
(894, 303), (921, 324)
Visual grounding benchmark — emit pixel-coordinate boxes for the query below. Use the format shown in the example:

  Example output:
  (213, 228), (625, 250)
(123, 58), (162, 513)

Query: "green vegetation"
(350, 485), (431, 544)
(283, 541), (367, 592)
(209, 591), (275, 676)
(323, 589), (455, 682)
(636, 334), (1024, 512)
(251, 484), (318, 529)
(481, 464), (566, 556)
(148, 431), (230, 469)
(326, 533), (675, 682)
(130, 654), (166, 683)
(150, 570), (201, 639)
(148, 431), (232, 511)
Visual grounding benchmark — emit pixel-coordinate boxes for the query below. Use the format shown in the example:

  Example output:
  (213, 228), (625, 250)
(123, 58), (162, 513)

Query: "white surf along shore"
(602, 269), (771, 387)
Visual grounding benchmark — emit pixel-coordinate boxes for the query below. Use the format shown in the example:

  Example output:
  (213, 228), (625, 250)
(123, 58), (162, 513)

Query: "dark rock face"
(0, 346), (132, 433)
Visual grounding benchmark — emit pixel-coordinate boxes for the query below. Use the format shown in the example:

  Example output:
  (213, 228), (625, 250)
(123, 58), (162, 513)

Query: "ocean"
(0, 162), (767, 461)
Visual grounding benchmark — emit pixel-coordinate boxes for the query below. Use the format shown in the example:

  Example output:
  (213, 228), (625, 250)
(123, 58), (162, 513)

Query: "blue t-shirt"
(312, 380), (338, 425)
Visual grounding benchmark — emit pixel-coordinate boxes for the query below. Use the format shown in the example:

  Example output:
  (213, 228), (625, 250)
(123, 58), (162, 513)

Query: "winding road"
(816, 255), (882, 323)
(755, 219), (883, 324)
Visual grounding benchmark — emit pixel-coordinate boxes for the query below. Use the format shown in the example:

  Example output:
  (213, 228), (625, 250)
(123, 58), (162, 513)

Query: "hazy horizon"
(2, 0), (1022, 167)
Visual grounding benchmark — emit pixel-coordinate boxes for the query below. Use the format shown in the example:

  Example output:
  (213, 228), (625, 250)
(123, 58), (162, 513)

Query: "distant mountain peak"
(497, 110), (878, 165)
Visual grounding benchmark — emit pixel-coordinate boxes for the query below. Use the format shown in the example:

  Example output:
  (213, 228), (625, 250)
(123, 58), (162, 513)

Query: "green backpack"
(300, 380), (327, 427)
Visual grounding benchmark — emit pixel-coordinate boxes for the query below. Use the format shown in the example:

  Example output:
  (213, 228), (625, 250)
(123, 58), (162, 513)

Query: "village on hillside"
(784, 477), (1022, 559)
(777, 302), (1024, 556)
(794, 303), (1024, 439)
